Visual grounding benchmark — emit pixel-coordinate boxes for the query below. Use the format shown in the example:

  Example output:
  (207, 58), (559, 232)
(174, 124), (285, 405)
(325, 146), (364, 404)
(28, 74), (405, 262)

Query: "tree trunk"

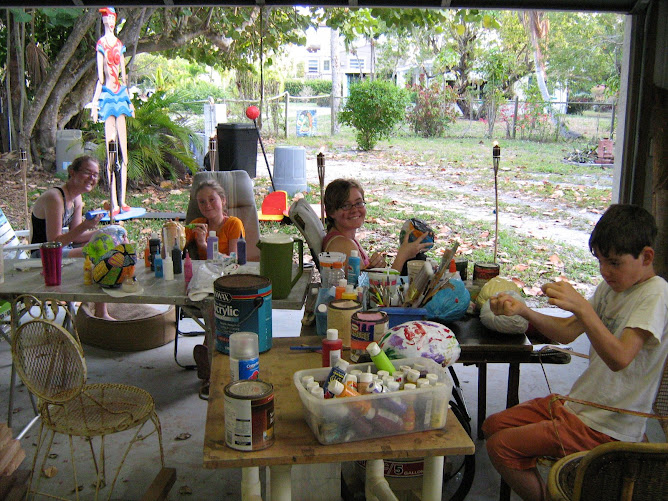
(17, 8), (98, 168)
(330, 27), (341, 135)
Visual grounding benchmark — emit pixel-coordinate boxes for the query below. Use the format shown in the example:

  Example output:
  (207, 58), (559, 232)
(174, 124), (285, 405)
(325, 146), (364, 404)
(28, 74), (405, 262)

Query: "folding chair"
(174, 170), (261, 368)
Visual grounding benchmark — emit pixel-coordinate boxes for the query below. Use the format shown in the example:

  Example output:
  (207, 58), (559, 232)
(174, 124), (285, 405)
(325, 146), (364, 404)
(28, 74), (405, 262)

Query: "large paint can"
(224, 380), (275, 451)
(214, 274), (272, 354)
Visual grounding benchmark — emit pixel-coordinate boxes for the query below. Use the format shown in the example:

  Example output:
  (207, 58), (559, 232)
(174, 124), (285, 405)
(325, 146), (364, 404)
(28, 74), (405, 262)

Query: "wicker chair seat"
(547, 452), (586, 501)
(41, 383), (156, 437)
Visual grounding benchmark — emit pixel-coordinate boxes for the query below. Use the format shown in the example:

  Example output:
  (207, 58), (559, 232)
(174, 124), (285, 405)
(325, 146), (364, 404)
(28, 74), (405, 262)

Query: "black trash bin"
(216, 123), (258, 178)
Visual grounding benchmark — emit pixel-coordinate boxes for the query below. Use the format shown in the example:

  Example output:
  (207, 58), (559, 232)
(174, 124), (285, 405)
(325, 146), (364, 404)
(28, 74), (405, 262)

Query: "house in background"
(286, 24), (374, 97)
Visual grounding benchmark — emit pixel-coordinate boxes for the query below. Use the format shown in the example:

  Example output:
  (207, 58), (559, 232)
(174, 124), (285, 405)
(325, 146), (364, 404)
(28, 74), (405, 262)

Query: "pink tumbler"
(40, 242), (63, 286)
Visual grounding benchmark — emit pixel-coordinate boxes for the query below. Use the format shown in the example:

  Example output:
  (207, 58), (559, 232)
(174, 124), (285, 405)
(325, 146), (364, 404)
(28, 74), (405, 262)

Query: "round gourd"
(476, 277), (522, 308)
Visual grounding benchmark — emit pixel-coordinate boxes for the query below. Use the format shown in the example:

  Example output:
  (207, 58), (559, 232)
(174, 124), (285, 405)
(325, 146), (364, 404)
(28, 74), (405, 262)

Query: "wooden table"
(204, 337), (475, 501)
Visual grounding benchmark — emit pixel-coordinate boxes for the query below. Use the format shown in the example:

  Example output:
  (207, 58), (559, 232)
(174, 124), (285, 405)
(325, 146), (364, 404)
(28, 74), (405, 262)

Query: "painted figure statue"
(90, 7), (134, 216)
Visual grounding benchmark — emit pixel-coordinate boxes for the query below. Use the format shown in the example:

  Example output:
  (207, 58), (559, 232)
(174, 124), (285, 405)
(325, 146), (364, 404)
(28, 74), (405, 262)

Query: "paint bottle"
(83, 255), (93, 285)
(342, 285), (357, 300)
(206, 231), (218, 260)
(172, 238), (182, 275)
(328, 380), (372, 414)
(323, 359), (349, 399)
(183, 251), (193, 287)
(366, 342), (395, 375)
(237, 236), (247, 265)
(358, 369), (373, 394)
(144, 238), (151, 268)
(344, 374), (358, 391)
(149, 233), (161, 271)
(322, 328), (343, 368)
(363, 408), (403, 433)
(449, 258), (461, 281)
(301, 375), (315, 388)
(347, 250), (361, 287)
(335, 279), (347, 299)
(229, 332), (260, 381)
(310, 386), (325, 399)
(163, 254), (174, 280)
(154, 254), (163, 278)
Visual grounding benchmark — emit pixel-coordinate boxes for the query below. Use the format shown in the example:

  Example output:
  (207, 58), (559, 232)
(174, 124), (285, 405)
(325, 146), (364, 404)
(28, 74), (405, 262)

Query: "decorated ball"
(378, 320), (461, 367)
(399, 218), (435, 251)
(92, 243), (137, 288)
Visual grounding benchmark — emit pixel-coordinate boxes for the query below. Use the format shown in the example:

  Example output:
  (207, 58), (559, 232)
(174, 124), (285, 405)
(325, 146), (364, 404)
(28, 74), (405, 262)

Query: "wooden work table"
(203, 337), (475, 500)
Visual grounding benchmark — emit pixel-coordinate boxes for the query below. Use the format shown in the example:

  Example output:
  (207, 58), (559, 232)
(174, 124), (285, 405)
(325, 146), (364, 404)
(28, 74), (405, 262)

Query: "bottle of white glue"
(229, 332), (259, 381)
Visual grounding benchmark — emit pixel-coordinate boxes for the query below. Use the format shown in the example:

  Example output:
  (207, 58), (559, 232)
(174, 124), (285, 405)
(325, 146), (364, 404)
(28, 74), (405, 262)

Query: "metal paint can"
(350, 311), (389, 351)
(214, 274), (272, 354)
(224, 379), (275, 451)
(472, 262), (500, 282)
(454, 258), (469, 281)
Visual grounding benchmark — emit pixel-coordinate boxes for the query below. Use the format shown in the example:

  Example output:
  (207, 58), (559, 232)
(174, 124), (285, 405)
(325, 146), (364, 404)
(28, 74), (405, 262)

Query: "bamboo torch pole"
(492, 142), (501, 263)
(20, 149), (28, 230)
(317, 152), (325, 226)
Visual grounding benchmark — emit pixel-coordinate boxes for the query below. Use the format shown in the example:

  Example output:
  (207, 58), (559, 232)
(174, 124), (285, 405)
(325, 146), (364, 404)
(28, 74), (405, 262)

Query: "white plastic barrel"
(273, 146), (307, 195)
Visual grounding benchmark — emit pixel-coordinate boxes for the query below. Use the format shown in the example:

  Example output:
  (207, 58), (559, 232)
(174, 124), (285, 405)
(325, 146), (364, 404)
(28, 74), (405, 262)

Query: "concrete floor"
(1, 307), (662, 500)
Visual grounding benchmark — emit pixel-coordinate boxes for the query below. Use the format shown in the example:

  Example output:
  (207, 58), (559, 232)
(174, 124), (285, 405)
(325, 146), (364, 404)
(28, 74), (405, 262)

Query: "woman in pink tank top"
(322, 178), (430, 272)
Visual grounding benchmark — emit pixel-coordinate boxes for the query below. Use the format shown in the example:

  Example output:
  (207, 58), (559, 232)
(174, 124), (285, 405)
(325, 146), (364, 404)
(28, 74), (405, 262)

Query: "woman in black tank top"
(30, 155), (104, 258)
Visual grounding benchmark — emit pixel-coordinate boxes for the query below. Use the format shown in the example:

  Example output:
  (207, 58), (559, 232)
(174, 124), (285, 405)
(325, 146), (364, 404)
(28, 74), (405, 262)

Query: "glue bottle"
(163, 254), (174, 280)
(366, 342), (395, 375)
(206, 231), (218, 260)
(322, 328), (342, 368)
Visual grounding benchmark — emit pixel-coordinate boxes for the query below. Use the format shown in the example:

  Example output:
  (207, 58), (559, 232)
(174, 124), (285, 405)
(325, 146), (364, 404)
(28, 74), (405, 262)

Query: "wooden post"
(284, 92), (289, 138)
(492, 142), (501, 263)
(20, 149), (28, 230)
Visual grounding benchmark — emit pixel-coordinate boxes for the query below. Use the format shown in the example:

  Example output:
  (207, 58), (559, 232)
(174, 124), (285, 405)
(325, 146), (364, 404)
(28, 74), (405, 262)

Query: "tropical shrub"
(339, 79), (409, 151)
(406, 82), (458, 138)
(84, 91), (199, 182)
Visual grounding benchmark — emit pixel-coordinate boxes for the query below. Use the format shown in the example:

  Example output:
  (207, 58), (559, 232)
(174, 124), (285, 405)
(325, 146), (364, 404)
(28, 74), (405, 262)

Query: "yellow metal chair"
(547, 357), (668, 501)
(11, 295), (166, 501)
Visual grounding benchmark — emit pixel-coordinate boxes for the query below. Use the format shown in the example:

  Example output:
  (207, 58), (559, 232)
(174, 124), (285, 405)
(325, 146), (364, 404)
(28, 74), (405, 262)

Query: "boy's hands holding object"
(490, 292), (528, 318)
(541, 281), (591, 317)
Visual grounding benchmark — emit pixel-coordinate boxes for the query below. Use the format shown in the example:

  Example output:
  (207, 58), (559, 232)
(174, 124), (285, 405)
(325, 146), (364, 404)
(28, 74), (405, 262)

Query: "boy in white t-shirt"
(482, 204), (668, 501)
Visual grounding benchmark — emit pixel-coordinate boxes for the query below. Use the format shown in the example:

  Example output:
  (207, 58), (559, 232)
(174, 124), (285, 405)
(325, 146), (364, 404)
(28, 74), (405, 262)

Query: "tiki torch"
(108, 140), (117, 224)
(20, 148), (28, 229)
(317, 152), (325, 226)
(492, 141), (501, 263)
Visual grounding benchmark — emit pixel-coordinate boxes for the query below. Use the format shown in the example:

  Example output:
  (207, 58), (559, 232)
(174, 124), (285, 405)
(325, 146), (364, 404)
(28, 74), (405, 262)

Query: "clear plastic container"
(293, 357), (453, 445)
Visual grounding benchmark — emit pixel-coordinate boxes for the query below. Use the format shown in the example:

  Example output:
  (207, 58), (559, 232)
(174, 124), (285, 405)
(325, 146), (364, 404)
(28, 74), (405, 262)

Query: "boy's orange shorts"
(482, 394), (617, 470)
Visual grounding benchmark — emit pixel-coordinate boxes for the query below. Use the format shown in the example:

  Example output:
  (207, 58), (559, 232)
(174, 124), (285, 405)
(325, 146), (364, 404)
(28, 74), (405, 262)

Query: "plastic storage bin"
(55, 129), (84, 175)
(293, 357), (453, 445)
(216, 123), (258, 177)
(378, 307), (429, 329)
